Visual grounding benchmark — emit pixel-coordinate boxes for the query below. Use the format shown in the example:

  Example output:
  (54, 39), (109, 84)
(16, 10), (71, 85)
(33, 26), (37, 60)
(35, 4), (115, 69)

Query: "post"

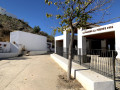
(101, 39), (106, 54)
(112, 51), (118, 90)
(54, 39), (56, 53)
(112, 51), (116, 90)
(63, 30), (70, 58)
(78, 48), (81, 65)
(115, 22), (120, 59)
(77, 28), (86, 64)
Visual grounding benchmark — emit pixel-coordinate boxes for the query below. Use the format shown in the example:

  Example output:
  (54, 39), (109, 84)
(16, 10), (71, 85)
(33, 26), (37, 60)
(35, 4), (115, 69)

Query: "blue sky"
(0, 0), (120, 36)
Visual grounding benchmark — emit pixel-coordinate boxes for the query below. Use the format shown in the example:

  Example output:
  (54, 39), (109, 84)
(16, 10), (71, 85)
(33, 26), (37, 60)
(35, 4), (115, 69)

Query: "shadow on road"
(0, 56), (30, 61)
(0, 52), (54, 61)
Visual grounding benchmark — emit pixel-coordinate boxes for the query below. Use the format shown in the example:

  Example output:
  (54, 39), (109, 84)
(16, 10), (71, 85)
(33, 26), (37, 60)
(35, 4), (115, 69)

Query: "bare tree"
(45, 0), (113, 80)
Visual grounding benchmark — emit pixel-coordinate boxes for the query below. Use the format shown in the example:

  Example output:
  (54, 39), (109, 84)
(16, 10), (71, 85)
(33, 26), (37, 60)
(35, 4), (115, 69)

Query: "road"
(0, 55), (64, 90)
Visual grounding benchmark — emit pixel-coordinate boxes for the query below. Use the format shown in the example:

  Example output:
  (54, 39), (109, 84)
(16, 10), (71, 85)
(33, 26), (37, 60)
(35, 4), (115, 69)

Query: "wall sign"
(83, 26), (113, 34)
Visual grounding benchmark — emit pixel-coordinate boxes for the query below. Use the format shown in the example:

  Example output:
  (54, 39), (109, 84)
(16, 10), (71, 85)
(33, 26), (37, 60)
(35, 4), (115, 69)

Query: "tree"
(33, 26), (41, 33)
(40, 31), (49, 37)
(45, 0), (113, 80)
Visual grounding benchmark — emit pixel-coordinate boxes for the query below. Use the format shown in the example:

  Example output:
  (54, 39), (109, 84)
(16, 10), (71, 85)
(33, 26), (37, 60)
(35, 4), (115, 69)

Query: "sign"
(83, 26), (113, 34)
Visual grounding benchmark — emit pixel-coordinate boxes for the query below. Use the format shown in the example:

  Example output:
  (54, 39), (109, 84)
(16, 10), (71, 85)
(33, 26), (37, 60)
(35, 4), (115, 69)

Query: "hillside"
(0, 14), (54, 45)
(0, 14), (33, 41)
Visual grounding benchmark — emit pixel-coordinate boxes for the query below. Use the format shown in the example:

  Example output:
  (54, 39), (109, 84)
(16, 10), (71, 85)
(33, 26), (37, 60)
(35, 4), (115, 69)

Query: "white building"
(0, 31), (47, 58)
(10, 31), (47, 55)
(0, 7), (17, 18)
(55, 21), (120, 59)
(54, 22), (120, 90)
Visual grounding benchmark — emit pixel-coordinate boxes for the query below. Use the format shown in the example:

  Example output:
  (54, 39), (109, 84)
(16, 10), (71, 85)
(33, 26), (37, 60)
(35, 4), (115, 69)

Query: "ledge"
(29, 51), (47, 55)
(50, 53), (114, 90)
(0, 53), (19, 59)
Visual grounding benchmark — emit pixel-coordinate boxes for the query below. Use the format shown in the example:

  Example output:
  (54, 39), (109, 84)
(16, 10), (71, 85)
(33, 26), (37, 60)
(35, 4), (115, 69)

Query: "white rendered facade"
(0, 31), (47, 58)
(10, 31), (47, 52)
(55, 21), (120, 59)
(0, 7), (17, 18)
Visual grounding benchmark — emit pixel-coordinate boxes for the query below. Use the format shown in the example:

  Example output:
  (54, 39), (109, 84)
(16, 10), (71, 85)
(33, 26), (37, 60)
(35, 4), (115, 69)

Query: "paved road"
(0, 55), (64, 90)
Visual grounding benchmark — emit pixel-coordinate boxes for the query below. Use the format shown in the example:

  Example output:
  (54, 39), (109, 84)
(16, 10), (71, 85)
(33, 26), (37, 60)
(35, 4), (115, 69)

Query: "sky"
(0, 0), (120, 36)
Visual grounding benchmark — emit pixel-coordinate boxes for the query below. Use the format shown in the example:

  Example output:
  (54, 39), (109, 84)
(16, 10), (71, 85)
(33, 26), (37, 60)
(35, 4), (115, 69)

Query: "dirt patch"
(57, 73), (85, 90)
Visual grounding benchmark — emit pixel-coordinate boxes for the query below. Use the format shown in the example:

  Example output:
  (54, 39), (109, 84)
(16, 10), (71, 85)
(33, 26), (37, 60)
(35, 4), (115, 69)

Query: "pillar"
(63, 30), (70, 58)
(54, 39), (56, 53)
(101, 39), (106, 50)
(78, 28), (86, 55)
(114, 22), (120, 59)
(78, 28), (86, 64)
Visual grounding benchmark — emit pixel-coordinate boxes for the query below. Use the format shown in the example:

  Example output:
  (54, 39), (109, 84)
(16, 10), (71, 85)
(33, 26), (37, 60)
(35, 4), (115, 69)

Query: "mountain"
(0, 14), (54, 45)
(0, 14), (33, 41)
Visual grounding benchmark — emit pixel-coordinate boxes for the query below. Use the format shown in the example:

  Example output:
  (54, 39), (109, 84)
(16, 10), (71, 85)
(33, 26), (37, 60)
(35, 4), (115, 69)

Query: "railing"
(55, 47), (119, 89)
(79, 49), (117, 79)
(56, 47), (64, 57)
(55, 47), (117, 78)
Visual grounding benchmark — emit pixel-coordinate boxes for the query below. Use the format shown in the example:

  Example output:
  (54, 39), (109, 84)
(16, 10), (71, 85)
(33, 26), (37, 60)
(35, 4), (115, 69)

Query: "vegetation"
(45, 0), (113, 80)
(0, 14), (32, 32)
(33, 26), (41, 33)
(0, 14), (33, 41)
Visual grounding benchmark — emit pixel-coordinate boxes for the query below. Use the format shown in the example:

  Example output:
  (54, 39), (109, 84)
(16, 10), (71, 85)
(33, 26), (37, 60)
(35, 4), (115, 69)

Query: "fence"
(80, 49), (117, 79)
(55, 47), (119, 89)
(56, 47), (117, 78)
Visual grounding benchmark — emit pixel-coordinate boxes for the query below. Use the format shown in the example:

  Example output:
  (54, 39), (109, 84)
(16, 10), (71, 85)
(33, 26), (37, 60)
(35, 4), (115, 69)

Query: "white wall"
(82, 23), (115, 36)
(55, 35), (64, 41)
(0, 41), (21, 52)
(77, 28), (86, 55)
(114, 22), (120, 58)
(0, 42), (19, 59)
(10, 31), (47, 51)
(0, 42), (10, 53)
(63, 31), (70, 48)
(10, 43), (21, 53)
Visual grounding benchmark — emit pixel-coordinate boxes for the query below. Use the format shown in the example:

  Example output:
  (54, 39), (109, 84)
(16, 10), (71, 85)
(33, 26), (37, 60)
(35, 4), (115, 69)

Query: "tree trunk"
(67, 27), (74, 80)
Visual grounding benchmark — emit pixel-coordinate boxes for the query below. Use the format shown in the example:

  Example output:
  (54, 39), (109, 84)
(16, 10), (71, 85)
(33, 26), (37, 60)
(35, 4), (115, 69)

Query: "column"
(114, 22), (120, 59)
(78, 28), (86, 55)
(101, 39), (106, 50)
(63, 30), (70, 58)
(54, 39), (56, 53)
(78, 28), (86, 64)
(101, 39), (107, 54)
